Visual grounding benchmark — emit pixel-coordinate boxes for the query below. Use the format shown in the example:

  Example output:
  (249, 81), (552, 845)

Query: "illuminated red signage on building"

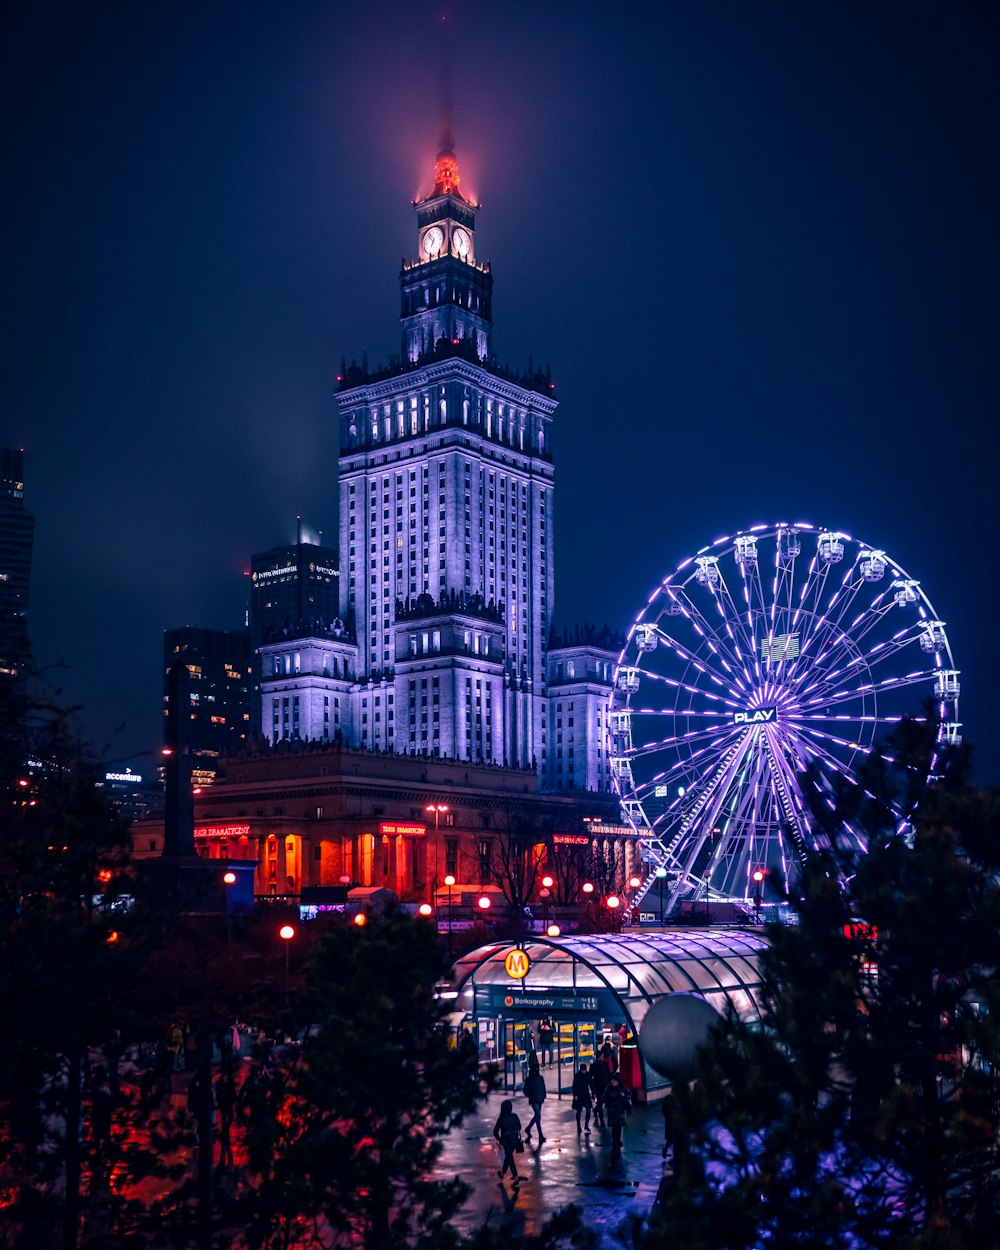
(195, 824), (251, 840)
(379, 822), (427, 838)
(554, 834), (591, 846)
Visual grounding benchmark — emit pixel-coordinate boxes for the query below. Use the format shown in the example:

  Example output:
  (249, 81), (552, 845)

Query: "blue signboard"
(478, 985), (620, 1017)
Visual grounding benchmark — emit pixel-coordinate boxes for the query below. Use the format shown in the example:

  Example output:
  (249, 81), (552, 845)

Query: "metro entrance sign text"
(733, 706), (776, 726)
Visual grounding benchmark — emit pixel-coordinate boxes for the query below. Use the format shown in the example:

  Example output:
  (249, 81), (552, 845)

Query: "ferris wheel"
(611, 523), (960, 914)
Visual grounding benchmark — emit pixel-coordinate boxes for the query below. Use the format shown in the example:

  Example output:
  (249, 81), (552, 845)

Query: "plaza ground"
(433, 1085), (670, 1245)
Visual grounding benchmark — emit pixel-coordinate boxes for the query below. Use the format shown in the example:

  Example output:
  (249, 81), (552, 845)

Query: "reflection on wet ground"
(433, 1086), (670, 1245)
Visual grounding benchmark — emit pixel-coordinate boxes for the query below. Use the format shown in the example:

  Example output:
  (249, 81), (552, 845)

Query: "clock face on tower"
(422, 226), (444, 258)
(451, 227), (471, 257)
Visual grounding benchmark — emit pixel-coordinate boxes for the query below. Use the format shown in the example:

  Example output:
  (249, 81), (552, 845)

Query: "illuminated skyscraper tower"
(336, 144), (557, 769)
(0, 448), (36, 677)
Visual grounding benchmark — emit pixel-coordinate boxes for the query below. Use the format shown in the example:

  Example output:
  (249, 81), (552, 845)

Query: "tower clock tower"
(401, 147), (493, 363)
(336, 141), (556, 772)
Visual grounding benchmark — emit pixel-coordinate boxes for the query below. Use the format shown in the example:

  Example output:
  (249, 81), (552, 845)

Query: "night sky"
(6, 2), (999, 781)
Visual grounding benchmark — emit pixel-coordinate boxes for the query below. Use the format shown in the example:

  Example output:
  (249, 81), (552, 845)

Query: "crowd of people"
(492, 1023), (638, 1188)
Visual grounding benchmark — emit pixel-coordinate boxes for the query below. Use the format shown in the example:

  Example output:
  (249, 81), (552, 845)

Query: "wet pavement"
(433, 1082), (669, 1246)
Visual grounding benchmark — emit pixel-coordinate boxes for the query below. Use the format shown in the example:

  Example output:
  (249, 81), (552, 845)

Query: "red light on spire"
(434, 151), (460, 196)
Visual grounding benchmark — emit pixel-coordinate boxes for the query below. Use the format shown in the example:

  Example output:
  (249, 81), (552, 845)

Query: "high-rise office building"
(248, 520), (340, 653)
(163, 627), (253, 784)
(259, 141), (616, 791)
(0, 448), (36, 677)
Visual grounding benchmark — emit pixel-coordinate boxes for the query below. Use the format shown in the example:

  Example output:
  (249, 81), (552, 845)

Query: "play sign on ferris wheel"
(610, 523), (959, 916)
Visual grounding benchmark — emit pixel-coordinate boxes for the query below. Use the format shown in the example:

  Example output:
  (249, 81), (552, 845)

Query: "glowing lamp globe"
(546, 924), (561, 937)
(606, 895), (620, 909)
(542, 875), (554, 889)
(418, 903), (433, 917)
(279, 925), (295, 941)
(222, 871), (237, 886)
(582, 882), (594, 895)
(477, 895), (492, 910)
(444, 874), (456, 887)
(639, 993), (720, 1080)
(353, 912), (367, 927)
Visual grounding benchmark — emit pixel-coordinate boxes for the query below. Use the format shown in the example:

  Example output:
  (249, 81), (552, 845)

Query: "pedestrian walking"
(603, 1072), (632, 1156)
(523, 1061), (547, 1143)
(572, 1062), (593, 1133)
(590, 1050), (611, 1126)
(537, 1015), (555, 1067)
(493, 1098), (523, 1187)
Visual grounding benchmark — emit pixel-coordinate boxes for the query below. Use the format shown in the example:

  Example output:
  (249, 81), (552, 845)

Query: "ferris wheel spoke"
(714, 567), (762, 679)
(797, 664), (939, 713)
(650, 627), (746, 694)
(667, 584), (755, 685)
(795, 616), (914, 702)
(628, 722), (739, 763)
(633, 667), (743, 711)
(629, 733), (739, 800)
(798, 597), (900, 687)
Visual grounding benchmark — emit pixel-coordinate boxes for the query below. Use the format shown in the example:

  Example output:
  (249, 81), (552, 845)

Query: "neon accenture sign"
(733, 706), (777, 726)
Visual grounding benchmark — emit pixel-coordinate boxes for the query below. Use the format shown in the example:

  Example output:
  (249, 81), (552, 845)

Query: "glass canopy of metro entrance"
(448, 929), (767, 1098)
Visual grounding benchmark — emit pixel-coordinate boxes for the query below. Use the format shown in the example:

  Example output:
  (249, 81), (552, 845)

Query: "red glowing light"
(541, 875), (554, 889)
(223, 871), (237, 885)
(477, 895), (492, 910)
(354, 912), (367, 927)
(606, 895), (620, 909)
(97, 869), (113, 884)
(546, 924), (561, 937)
(582, 882), (594, 895)
(16, 778), (29, 788)
(433, 152), (461, 197)
(752, 869), (765, 883)
(628, 876), (641, 889)
(161, 747), (173, 757)
(106, 930), (120, 944)
(418, 903), (433, 917)
(279, 924), (295, 941)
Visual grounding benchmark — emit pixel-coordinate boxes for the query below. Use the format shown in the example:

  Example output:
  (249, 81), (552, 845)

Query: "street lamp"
(582, 882), (594, 896)
(279, 924), (295, 1005)
(223, 871), (237, 943)
(752, 868), (765, 922)
(353, 912), (367, 927)
(426, 804), (450, 897)
(444, 874), (456, 957)
(606, 895), (620, 909)
(418, 902), (433, 917)
(546, 924), (561, 938)
(654, 865), (668, 923)
(477, 895), (491, 912)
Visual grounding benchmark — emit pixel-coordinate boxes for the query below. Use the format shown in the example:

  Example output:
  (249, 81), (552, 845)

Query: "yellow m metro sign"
(504, 949), (530, 979)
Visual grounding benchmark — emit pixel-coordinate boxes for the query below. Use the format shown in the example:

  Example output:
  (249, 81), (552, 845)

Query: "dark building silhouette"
(0, 448), (36, 677)
(249, 520), (340, 652)
(162, 627), (252, 785)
